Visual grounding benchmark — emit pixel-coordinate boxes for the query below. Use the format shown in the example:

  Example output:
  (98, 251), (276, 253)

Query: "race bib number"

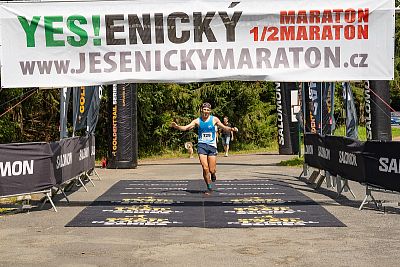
(202, 133), (212, 141)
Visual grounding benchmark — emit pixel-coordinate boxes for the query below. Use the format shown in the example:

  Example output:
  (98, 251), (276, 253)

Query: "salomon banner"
(364, 81), (392, 141)
(0, 135), (95, 196)
(108, 84), (138, 169)
(51, 137), (79, 185)
(276, 82), (299, 155)
(0, 142), (55, 197)
(0, 0), (394, 88)
(304, 134), (365, 183)
(304, 133), (329, 171)
(364, 141), (400, 192)
(276, 82), (292, 154)
(51, 135), (95, 184)
(305, 133), (400, 192)
(324, 135), (365, 182)
(77, 135), (95, 172)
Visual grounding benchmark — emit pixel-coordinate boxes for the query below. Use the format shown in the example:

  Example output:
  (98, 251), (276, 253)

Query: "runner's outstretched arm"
(171, 119), (198, 131)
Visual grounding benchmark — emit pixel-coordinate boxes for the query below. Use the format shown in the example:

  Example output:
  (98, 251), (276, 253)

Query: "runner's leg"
(225, 136), (230, 156)
(208, 156), (217, 182)
(198, 154), (212, 190)
(222, 136), (228, 156)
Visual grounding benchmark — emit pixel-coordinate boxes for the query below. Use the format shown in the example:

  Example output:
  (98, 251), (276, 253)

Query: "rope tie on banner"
(366, 85), (400, 125)
(367, 86), (397, 113)
(0, 89), (37, 118)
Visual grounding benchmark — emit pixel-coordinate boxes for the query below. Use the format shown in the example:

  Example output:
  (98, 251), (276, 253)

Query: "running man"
(171, 102), (238, 193)
(220, 116), (234, 157)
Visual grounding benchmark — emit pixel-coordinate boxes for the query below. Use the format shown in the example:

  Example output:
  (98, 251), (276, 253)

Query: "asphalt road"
(1, 153), (399, 267)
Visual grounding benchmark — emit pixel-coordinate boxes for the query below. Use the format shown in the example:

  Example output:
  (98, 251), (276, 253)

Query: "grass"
(0, 197), (17, 204)
(333, 125), (400, 141)
(0, 208), (18, 215)
(277, 156), (304, 166)
(0, 197), (22, 212)
(136, 143), (279, 161)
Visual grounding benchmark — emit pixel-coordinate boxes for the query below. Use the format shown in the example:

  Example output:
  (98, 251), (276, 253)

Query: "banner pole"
(297, 82), (302, 158)
(345, 82), (348, 136)
(320, 83), (323, 135)
(301, 82), (308, 177)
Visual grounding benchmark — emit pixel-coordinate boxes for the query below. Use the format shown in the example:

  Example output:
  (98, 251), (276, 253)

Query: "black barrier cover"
(0, 142), (55, 196)
(51, 137), (79, 184)
(51, 135), (95, 185)
(305, 134), (365, 183)
(305, 134), (400, 192)
(324, 135), (365, 183)
(77, 135), (92, 172)
(364, 141), (400, 192)
(304, 133), (325, 170)
(89, 135), (96, 170)
(0, 135), (95, 197)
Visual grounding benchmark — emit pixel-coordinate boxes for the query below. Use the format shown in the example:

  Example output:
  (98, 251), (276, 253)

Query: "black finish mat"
(66, 179), (345, 228)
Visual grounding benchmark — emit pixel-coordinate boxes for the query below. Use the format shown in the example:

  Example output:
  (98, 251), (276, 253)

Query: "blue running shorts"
(197, 143), (217, 156)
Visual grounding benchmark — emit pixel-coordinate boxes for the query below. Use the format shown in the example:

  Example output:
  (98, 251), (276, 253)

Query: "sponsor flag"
(342, 82), (358, 139)
(304, 82), (322, 134)
(87, 86), (102, 134)
(73, 86), (96, 133)
(60, 87), (71, 139)
(322, 82), (335, 134)
(303, 82), (335, 135)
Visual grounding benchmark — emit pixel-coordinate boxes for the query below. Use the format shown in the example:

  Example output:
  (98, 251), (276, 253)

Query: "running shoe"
(211, 173), (217, 182)
(205, 183), (213, 195)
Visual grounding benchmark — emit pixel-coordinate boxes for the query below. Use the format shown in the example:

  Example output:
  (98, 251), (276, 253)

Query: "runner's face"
(201, 108), (211, 117)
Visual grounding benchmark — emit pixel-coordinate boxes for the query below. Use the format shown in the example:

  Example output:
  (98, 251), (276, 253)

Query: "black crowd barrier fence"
(364, 141), (400, 192)
(0, 135), (95, 197)
(0, 142), (55, 196)
(304, 134), (400, 192)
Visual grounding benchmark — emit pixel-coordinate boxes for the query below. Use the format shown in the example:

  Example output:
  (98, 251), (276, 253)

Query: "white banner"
(0, 0), (395, 88)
